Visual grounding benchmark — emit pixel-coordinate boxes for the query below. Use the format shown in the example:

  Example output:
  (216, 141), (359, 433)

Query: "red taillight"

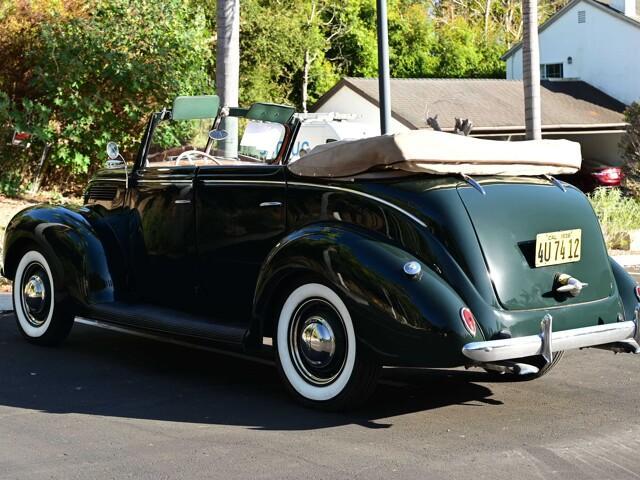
(14, 132), (30, 141)
(460, 307), (477, 336)
(635, 285), (640, 302)
(591, 167), (623, 186)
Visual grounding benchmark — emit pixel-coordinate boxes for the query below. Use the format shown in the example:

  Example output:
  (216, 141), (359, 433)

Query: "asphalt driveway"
(0, 308), (639, 479)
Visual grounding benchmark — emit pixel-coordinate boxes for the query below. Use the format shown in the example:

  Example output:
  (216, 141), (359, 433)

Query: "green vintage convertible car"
(2, 94), (639, 410)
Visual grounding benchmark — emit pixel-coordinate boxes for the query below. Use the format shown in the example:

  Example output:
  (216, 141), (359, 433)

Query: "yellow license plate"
(535, 229), (582, 267)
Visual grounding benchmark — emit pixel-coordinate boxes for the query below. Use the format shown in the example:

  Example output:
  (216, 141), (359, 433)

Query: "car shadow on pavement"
(0, 314), (501, 431)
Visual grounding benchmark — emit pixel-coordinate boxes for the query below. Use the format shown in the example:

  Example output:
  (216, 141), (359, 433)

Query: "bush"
(589, 188), (640, 249)
(0, 0), (213, 191)
(621, 102), (640, 196)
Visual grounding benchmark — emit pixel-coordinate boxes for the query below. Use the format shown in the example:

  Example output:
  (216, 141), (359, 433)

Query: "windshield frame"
(134, 105), (300, 173)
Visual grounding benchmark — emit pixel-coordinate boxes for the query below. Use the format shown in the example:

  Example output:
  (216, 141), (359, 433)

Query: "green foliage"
(0, 0), (212, 189)
(621, 103), (640, 195)
(0, 0), (574, 191)
(589, 188), (640, 249)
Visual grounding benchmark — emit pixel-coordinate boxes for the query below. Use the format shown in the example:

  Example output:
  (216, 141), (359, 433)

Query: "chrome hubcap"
(20, 264), (50, 327)
(300, 316), (336, 368)
(289, 298), (347, 386)
(23, 275), (46, 316)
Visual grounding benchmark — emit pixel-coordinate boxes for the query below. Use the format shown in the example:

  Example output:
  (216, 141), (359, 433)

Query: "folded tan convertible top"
(287, 130), (582, 178)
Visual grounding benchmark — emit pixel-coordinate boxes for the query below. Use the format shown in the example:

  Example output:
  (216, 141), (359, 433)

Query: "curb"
(0, 292), (12, 312)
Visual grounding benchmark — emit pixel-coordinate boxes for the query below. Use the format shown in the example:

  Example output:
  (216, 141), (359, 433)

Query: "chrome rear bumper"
(462, 314), (640, 363)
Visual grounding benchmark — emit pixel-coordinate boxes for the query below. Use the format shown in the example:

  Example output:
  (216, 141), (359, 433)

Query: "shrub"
(621, 102), (640, 196)
(589, 187), (640, 249)
(0, 0), (213, 191)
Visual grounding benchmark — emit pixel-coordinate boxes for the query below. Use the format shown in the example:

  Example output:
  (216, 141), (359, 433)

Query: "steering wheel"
(175, 150), (222, 165)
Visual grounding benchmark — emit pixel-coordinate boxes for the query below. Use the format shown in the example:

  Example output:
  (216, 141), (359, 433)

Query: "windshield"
(145, 115), (287, 168)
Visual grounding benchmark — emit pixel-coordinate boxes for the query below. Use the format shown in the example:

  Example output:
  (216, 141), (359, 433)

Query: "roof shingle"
(312, 78), (627, 131)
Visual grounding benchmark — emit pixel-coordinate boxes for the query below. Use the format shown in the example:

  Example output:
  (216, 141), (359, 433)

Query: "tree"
(621, 103), (640, 195)
(522, 0), (542, 140)
(0, 0), (213, 191)
(216, 0), (240, 158)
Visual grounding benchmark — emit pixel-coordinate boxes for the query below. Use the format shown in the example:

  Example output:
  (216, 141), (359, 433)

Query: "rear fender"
(251, 223), (484, 367)
(2, 205), (116, 306)
(610, 257), (638, 321)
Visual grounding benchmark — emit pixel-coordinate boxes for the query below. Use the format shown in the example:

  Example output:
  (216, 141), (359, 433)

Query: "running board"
(75, 317), (273, 366)
(86, 302), (246, 345)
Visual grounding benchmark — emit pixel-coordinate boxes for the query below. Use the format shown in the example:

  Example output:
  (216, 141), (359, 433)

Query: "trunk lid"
(457, 180), (613, 311)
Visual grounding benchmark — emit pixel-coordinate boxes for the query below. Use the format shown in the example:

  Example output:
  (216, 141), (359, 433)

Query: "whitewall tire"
(276, 282), (379, 410)
(12, 249), (74, 345)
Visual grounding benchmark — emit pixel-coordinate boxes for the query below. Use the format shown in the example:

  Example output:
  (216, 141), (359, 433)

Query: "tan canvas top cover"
(288, 130), (582, 178)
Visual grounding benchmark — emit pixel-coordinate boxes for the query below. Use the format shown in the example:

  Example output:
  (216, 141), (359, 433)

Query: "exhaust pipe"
(474, 361), (540, 376)
(591, 339), (640, 355)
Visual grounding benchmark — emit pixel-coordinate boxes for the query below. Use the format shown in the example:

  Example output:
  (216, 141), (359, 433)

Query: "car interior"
(144, 96), (296, 168)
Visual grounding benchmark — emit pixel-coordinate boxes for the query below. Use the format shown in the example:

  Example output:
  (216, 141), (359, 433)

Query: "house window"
(540, 63), (564, 79)
(578, 10), (586, 23)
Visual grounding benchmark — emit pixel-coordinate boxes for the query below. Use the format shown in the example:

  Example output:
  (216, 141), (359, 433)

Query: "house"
(311, 77), (627, 165)
(502, 0), (640, 105)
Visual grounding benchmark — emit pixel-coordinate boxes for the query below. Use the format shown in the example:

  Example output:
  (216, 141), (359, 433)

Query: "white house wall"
(506, 0), (640, 105)
(476, 132), (624, 165)
(314, 86), (409, 135)
(549, 132), (625, 165)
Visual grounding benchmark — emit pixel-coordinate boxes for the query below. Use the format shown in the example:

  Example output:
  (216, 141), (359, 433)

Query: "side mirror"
(104, 141), (128, 189)
(208, 129), (228, 141)
(106, 141), (120, 160)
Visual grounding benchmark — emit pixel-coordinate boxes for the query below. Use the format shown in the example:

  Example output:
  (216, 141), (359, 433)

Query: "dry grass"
(589, 188), (640, 250)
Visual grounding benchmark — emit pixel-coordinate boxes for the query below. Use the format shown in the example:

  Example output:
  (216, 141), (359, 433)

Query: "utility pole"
(522, 0), (542, 140)
(216, 0), (240, 157)
(376, 0), (391, 135)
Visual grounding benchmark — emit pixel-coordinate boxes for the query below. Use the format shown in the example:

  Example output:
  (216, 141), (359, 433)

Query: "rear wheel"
(12, 249), (74, 346)
(275, 282), (380, 411)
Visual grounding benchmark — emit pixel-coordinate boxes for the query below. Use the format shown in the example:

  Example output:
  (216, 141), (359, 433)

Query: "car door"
(194, 164), (286, 324)
(128, 164), (197, 311)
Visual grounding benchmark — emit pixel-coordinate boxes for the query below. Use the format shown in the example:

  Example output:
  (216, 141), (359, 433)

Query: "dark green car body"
(2, 100), (638, 375)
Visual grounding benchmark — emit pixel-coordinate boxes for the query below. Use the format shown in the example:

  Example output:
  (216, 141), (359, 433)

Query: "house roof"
(311, 77), (627, 133)
(501, 0), (640, 60)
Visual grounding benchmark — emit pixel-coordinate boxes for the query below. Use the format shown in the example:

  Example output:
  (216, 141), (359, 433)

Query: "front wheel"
(275, 282), (380, 411)
(12, 249), (74, 346)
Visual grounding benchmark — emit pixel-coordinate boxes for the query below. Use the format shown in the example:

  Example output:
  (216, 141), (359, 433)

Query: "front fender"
(252, 223), (484, 367)
(2, 204), (116, 306)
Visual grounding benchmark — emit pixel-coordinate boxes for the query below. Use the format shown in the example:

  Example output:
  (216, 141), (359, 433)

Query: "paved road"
(0, 311), (639, 479)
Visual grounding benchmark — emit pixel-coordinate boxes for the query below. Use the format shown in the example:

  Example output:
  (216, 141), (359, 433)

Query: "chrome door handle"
(174, 199), (191, 204)
(260, 201), (282, 207)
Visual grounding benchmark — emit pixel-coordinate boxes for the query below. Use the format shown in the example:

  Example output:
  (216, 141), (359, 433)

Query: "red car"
(562, 159), (624, 192)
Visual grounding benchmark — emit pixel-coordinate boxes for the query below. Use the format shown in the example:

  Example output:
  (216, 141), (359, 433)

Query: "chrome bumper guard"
(462, 312), (640, 364)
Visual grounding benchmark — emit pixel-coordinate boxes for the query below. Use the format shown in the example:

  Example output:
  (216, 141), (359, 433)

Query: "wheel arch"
(250, 223), (481, 367)
(2, 205), (117, 306)
(610, 256), (638, 322)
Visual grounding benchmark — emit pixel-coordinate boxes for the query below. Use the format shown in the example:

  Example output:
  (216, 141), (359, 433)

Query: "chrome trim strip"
(74, 317), (274, 366)
(541, 314), (553, 363)
(200, 179), (285, 186)
(89, 178), (126, 183)
(544, 174), (567, 192)
(137, 179), (193, 184)
(288, 181), (428, 228)
(460, 174), (486, 195)
(462, 320), (637, 363)
(259, 201), (283, 207)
